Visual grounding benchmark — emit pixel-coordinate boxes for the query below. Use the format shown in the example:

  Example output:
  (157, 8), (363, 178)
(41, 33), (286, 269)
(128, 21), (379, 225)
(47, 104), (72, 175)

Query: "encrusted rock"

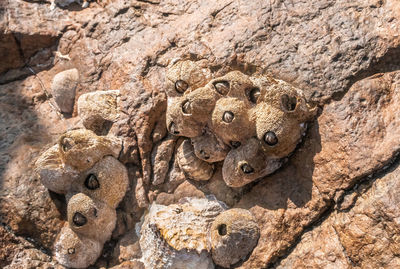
(166, 60), (316, 187)
(54, 225), (102, 269)
(51, 68), (79, 114)
(210, 208), (260, 268)
(77, 90), (120, 135)
(139, 197), (226, 269)
(58, 129), (122, 171)
(177, 139), (215, 181)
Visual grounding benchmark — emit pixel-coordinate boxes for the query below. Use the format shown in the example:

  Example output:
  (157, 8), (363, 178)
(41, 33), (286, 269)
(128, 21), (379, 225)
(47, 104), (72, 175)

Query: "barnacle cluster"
(35, 91), (127, 268)
(138, 197), (260, 268)
(166, 60), (316, 187)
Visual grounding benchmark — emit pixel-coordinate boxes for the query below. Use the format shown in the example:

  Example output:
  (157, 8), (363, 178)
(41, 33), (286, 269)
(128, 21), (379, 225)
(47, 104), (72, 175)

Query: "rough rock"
(2, 0), (400, 268)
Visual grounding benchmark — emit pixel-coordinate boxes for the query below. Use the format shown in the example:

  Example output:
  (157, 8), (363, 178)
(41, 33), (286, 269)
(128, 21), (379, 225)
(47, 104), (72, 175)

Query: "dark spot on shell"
(85, 174), (100, 190)
(230, 141), (241, 148)
(281, 94), (297, 112)
(168, 122), (180, 135)
(222, 111), (234, 123)
(264, 131), (278, 146)
(175, 80), (188, 93)
(67, 248), (75, 255)
(93, 208), (98, 217)
(199, 149), (210, 160)
(61, 138), (73, 152)
(240, 163), (254, 174)
(213, 81), (230, 95)
(73, 212), (87, 227)
(218, 224), (227, 236)
(181, 100), (191, 114)
(248, 87), (260, 103)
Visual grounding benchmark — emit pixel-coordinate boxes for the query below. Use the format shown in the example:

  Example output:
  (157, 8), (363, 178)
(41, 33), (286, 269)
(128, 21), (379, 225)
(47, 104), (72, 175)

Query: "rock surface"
(1, 0), (400, 268)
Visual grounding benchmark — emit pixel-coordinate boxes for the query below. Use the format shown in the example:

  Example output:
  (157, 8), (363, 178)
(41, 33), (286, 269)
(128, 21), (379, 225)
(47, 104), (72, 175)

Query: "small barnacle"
(210, 208), (260, 268)
(191, 128), (230, 163)
(54, 225), (102, 269)
(84, 174), (100, 190)
(77, 90), (120, 135)
(264, 131), (278, 146)
(67, 193), (117, 242)
(177, 139), (215, 181)
(222, 111), (234, 123)
(223, 138), (281, 187)
(211, 97), (255, 146)
(175, 80), (189, 93)
(51, 68), (79, 114)
(79, 156), (129, 208)
(58, 129), (122, 171)
(213, 81), (230, 95)
(35, 145), (79, 194)
(168, 122), (180, 135)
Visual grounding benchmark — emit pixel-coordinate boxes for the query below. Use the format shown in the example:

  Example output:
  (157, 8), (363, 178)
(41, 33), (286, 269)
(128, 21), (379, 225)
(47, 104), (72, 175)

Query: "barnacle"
(139, 197), (226, 269)
(51, 68), (79, 114)
(177, 139), (215, 181)
(67, 193), (116, 242)
(166, 60), (317, 187)
(58, 129), (121, 171)
(210, 208), (260, 267)
(36, 129), (128, 268)
(138, 198), (259, 268)
(77, 90), (120, 135)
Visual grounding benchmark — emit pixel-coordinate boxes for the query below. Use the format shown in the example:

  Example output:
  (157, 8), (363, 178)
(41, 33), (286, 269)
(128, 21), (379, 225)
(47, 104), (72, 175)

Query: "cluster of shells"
(166, 60), (317, 187)
(36, 69), (126, 268)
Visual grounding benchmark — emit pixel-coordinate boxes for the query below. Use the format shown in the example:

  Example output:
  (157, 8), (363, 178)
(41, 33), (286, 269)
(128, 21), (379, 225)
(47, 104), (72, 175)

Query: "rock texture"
(2, 0), (400, 268)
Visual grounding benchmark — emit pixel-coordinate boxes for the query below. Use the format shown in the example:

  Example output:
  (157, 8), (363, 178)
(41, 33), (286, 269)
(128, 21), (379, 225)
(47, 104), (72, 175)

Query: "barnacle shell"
(58, 129), (121, 171)
(210, 208), (260, 268)
(54, 225), (102, 269)
(77, 90), (120, 135)
(51, 68), (79, 114)
(35, 145), (79, 194)
(177, 140), (215, 181)
(67, 193), (116, 242)
(139, 197), (226, 269)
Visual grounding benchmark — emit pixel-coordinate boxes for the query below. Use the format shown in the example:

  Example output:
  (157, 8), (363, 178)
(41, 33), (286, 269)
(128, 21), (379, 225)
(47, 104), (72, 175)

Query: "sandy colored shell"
(191, 128), (230, 163)
(77, 90), (120, 135)
(54, 225), (102, 269)
(77, 156), (129, 208)
(177, 139), (215, 181)
(35, 145), (79, 194)
(165, 59), (212, 98)
(210, 208), (260, 268)
(58, 129), (122, 171)
(51, 68), (79, 114)
(67, 193), (117, 242)
(222, 137), (282, 188)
